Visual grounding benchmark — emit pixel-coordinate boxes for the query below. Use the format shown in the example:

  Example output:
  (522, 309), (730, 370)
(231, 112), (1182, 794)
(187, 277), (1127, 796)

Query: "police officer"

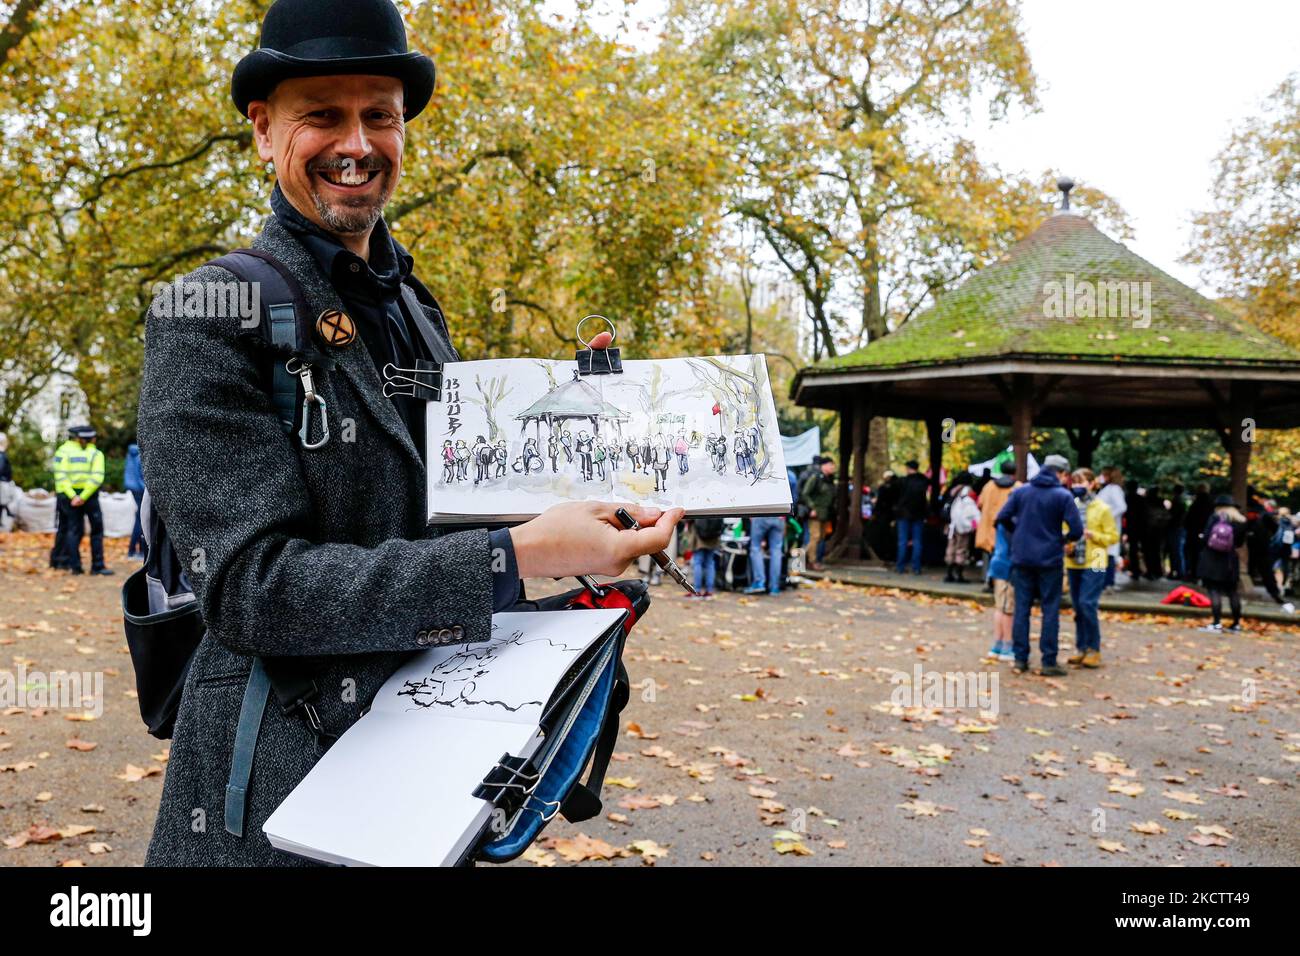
(52, 425), (114, 576)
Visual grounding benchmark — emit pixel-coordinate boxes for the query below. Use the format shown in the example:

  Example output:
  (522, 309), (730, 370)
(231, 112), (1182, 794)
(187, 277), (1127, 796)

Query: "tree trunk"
(863, 416), (890, 496)
(1067, 425), (1103, 470)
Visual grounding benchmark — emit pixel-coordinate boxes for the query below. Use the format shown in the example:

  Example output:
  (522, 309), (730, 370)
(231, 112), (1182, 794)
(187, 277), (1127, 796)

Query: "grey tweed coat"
(137, 213), (495, 866)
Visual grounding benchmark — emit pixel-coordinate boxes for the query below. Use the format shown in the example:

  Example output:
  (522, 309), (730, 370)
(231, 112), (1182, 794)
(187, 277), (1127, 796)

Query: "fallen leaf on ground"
(115, 764), (162, 782)
(628, 839), (668, 861)
(1131, 821), (1167, 835)
(543, 833), (626, 862)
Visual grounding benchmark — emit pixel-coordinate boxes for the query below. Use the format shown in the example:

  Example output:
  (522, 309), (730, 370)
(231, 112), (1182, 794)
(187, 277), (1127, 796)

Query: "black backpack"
(123, 248), (461, 744)
(121, 250), (342, 741)
(693, 516), (725, 539)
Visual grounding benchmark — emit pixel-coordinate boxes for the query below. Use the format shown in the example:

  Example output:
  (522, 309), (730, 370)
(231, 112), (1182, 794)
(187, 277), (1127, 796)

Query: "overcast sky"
(548, 0), (1300, 293)
(970, 0), (1300, 291)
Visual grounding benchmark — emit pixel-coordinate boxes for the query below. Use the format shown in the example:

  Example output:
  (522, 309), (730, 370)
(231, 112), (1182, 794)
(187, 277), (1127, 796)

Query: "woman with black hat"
(1196, 495), (1248, 631)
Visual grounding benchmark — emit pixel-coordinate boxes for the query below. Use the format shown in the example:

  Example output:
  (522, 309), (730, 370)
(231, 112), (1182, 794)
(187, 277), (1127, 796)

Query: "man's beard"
(307, 164), (393, 235)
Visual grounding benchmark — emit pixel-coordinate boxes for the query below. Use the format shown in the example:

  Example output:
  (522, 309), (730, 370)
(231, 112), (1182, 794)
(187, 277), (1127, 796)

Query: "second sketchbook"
(425, 353), (792, 523)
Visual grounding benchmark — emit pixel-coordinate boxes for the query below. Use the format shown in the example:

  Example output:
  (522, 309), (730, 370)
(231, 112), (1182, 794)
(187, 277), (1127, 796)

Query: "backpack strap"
(224, 659), (272, 837)
(208, 249), (334, 435)
(224, 657), (336, 839)
(399, 279), (461, 364)
(204, 248), (338, 836)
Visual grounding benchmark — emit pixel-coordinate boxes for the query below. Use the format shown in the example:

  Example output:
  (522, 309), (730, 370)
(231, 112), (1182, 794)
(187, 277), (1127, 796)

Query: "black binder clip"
(575, 314), (621, 376)
(382, 360), (443, 400)
(472, 752), (539, 814)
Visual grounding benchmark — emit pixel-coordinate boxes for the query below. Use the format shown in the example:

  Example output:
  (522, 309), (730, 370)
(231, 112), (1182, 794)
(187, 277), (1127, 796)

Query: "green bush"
(6, 421), (54, 490)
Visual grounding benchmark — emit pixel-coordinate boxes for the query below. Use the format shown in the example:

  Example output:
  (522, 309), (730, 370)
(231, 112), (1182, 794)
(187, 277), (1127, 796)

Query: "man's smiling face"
(249, 74), (405, 243)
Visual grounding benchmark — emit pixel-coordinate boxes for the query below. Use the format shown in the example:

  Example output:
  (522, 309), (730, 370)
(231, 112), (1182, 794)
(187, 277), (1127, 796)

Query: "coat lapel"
(252, 215), (425, 476)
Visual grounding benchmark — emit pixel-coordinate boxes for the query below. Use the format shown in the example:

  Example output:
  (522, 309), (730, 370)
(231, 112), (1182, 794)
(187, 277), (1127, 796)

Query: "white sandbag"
(99, 491), (138, 538)
(15, 488), (57, 533)
(0, 481), (16, 532)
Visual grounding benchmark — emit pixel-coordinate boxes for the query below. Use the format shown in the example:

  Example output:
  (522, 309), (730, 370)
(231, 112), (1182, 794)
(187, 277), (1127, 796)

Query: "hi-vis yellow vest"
(52, 440), (105, 499)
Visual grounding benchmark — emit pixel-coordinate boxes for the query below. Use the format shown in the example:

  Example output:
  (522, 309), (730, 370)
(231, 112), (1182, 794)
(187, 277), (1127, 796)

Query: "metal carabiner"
(299, 393), (330, 450)
(286, 357), (331, 450)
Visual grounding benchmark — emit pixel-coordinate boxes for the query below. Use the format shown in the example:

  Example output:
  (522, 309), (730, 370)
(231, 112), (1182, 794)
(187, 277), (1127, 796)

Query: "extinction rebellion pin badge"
(316, 309), (356, 348)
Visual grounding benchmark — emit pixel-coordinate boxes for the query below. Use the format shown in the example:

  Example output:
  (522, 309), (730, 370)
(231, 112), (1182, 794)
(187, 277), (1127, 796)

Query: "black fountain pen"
(614, 507), (697, 595)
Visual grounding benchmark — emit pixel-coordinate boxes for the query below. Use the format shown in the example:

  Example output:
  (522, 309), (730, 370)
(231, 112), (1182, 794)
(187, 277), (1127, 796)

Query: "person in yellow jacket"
(52, 425), (113, 576)
(1064, 468), (1118, 667)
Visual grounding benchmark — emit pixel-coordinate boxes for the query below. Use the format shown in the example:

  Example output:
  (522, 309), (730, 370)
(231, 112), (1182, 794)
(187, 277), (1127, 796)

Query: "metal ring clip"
(575, 314), (616, 349)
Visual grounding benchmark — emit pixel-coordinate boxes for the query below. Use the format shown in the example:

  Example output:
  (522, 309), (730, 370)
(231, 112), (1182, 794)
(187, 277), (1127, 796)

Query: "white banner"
(781, 426), (821, 468)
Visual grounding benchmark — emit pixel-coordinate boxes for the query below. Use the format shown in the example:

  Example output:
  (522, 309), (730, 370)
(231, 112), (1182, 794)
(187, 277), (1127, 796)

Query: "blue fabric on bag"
(477, 643), (619, 862)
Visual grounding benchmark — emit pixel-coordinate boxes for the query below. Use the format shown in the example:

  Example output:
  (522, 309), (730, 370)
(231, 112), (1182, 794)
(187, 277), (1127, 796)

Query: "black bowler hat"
(231, 0), (436, 119)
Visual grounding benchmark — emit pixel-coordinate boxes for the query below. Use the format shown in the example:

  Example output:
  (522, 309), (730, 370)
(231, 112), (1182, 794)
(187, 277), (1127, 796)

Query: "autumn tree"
(0, 0), (738, 439)
(1186, 73), (1300, 495)
(1186, 73), (1300, 350)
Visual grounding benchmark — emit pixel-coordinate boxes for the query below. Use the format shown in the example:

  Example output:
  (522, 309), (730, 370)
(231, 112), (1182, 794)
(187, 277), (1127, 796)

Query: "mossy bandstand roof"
(792, 209), (1300, 430)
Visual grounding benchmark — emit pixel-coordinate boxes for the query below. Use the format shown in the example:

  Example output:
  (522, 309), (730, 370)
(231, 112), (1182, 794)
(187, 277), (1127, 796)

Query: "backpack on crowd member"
(693, 516), (725, 540)
(1207, 515), (1237, 554)
(1270, 516), (1295, 555)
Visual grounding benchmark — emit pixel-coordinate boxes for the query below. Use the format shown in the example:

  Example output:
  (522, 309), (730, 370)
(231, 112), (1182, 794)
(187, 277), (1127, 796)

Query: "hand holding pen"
(613, 507), (696, 594)
(510, 500), (684, 579)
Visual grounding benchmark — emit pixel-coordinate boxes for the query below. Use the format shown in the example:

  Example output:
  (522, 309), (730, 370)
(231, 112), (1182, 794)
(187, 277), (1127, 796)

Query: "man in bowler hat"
(138, 0), (682, 866)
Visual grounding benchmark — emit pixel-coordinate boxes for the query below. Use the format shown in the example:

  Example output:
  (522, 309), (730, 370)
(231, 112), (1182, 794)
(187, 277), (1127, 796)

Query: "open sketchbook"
(426, 354), (792, 523)
(263, 608), (626, 867)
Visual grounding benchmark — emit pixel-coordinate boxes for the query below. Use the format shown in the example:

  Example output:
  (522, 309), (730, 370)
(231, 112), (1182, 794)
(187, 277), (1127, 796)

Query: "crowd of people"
(863, 454), (1298, 671)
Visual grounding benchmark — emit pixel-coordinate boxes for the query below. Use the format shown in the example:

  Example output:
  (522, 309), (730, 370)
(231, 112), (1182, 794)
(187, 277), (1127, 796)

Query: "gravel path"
(2, 533), (1295, 867)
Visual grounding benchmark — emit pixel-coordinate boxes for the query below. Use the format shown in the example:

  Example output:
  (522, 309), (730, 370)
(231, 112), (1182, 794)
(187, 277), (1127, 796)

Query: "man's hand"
(71, 496), (83, 507)
(509, 501), (684, 578)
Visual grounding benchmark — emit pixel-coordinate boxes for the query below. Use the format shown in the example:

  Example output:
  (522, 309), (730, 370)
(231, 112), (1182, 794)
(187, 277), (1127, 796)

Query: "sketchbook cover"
(426, 353), (792, 522)
(263, 608), (626, 867)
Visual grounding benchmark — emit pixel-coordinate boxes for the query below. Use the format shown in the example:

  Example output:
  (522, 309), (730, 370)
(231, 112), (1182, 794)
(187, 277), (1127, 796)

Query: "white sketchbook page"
(264, 712), (541, 867)
(370, 609), (624, 725)
(263, 609), (623, 866)
(426, 354), (791, 520)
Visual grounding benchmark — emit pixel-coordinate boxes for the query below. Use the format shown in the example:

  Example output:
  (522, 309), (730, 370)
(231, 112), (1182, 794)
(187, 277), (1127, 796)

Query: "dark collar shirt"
(270, 184), (519, 611)
(270, 184), (428, 456)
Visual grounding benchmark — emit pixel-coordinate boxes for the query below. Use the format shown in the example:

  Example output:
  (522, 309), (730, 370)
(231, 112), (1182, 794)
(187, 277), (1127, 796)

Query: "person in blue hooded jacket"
(995, 454), (1083, 675)
(124, 442), (146, 560)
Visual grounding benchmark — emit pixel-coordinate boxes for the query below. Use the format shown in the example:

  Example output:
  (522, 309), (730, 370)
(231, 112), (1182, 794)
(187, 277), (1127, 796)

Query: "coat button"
(415, 633), (429, 646)
(438, 628), (454, 643)
(451, 625), (464, 640)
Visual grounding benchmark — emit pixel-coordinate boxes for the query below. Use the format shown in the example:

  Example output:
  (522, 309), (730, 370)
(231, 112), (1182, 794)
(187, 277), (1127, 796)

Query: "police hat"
(231, 0), (437, 119)
(68, 425), (96, 440)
